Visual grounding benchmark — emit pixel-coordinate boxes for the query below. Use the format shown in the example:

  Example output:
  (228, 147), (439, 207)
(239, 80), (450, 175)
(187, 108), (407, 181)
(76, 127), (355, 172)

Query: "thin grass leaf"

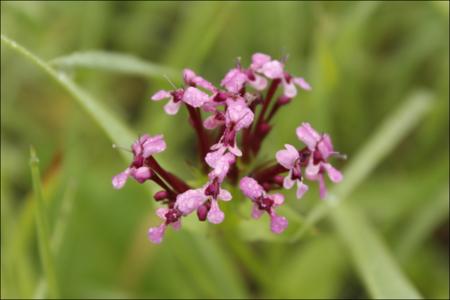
(290, 90), (433, 242)
(50, 51), (179, 79)
(332, 203), (422, 299)
(394, 186), (449, 260)
(29, 147), (59, 299)
(1, 34), (135, 163)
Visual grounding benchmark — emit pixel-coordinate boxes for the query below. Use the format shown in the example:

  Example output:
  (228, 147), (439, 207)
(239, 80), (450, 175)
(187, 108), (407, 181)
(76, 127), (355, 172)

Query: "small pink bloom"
(176, 188), (207, 215)
(250, 53), (272, 70)
(112, 169), (131, 189)
(221, 68), (248, 93)
(296, 122), (321, 150)
(205, 149), (235, 182)
(276, 144), (309, 199)
(182, 87), (210, 108)
(148, 207), (183, 244)
(203, 111), (225, 129)
(260, 60), (284, 79)
(183, 68), (217, 93)
(207, 200), (224, 224)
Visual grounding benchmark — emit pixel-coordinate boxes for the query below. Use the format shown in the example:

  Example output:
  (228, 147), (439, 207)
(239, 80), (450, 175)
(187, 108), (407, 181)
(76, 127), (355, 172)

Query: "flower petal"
(207, 200), (224, 224)
(296, 122), (321, 150)
(151, 90), (171, 101)
(260, 60), (284, 79)
(112, 169), (130, 189)
(175, 189), (207, 215)
(182, 87), (210, 108)
(293, 77), (311, 91)
(164, 99), (181, 115)
(130, 166), (152, 183)
(148, 223), (166, 244)
(283, 80), (297, 98)
(270, 213), (288, 234)
(248, 74), (267, 90)
(251, 53), (271, 70)
(296, 181), (309, 199)
(218, 188), (232, 201)
(322, 163), (343, 183)
(251, 203), (263, 219)
(142, 134), (167, 157)
(283, 174), (295, 189)
(239, 176), (264, 200)
(275, 144), (299, 169)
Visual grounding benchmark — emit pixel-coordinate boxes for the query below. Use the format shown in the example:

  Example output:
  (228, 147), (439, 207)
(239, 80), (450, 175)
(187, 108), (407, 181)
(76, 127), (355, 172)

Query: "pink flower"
(296, 123), (343, 198)
(211, 99), (254, 156)
(183, 68), (217, 93)
(151, 86), (210, 115)
(275, 144), (309, 199)
(175, 180), (232, 224)
(205, 148), (236, 182)
(239, 177), (288, 234)
(250, 53), (311, 98)
(221, 68), (248, 94)
(148, 207), (182, 244)
(112, 134), (166, 189)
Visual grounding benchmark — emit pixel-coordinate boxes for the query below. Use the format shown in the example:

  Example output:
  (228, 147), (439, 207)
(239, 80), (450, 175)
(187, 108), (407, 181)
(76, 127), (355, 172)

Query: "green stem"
(29, 147), (59, 299)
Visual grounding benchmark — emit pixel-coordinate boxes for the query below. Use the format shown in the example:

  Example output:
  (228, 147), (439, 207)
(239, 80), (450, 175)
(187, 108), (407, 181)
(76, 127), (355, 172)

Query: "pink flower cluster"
(112, 53), (344, 243)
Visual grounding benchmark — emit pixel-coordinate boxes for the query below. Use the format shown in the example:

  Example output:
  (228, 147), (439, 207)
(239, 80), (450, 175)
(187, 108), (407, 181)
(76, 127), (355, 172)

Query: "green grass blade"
(29, 147), (59, 299)
(332, 203), (422, 299)
(1, 34), (135, 162)
(290, 90), (433, 242)
(50, 51), (180, 79)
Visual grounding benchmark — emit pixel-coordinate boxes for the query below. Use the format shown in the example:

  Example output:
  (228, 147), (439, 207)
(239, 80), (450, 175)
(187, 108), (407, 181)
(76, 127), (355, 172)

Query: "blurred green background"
(1, 1), (449, 299)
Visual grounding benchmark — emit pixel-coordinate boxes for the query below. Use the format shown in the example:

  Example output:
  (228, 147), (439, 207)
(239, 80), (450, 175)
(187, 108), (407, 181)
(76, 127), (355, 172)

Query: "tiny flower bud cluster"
(112, 53), (344, 243)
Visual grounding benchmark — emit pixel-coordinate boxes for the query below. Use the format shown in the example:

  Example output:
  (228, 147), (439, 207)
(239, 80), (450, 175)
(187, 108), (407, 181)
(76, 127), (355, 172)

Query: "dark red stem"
(150, 172), (176, 197)
(186, 105), (210, 168)
(252, 163), (287, 184)
(147, 156), (191, 193)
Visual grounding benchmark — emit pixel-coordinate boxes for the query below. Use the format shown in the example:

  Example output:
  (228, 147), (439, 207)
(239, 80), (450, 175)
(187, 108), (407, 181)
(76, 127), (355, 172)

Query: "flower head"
(240, 176), (288, 233)
(148, 207), (182, 244)
(112, 134), (166, 189)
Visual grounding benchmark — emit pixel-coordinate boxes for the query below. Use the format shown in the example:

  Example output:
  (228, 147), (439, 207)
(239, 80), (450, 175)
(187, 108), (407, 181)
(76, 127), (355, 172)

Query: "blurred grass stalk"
(29, 147), (59, 299)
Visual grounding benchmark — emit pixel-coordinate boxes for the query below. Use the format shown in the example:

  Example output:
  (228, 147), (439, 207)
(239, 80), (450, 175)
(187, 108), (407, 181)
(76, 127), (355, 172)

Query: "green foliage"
(1, 1), (448, 299)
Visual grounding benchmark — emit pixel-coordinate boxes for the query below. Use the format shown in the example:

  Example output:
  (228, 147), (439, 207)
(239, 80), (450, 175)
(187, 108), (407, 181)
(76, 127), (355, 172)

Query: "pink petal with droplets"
(112, 169), (130, 189)
(239, 176), (264, 200)
(207, 200), (224, 224)
(182, 87), (209, 108)
(148, 224), (166, 244)
(270, 213), (288, 234)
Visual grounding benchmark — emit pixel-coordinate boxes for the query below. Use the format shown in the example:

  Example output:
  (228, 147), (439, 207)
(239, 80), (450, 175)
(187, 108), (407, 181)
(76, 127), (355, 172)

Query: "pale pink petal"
(156, 207), (169, 220)
(226, 100), (254, 130)
(112, 169), (130, 189)
(296, 122), (321, 150)
(248, 74), (267, 90)
(221, 68), (248, 93)
(317, 134), (334, 159)
(183, 68), (196, 84)
(283, 174), (295, 189)
(283, 80), (297, 98)
(182, 87), (210, 108)
(272, 193), (285, 206)
(164, 99), (181, 115)
(184, 69), (216, 92)
(142, 134), (167, 157)
(151, 90), (171, 101)
(270, 213), (288, 234)
(293, 77), (311, 91)
(171, 219), (182, 231)
(207, 200), (224, 224)
(322, 163), (343, 183)
(251, 203), (263, 219)
(276, 144), (299, 169)
(148, 224), (166, 244)
(239, 176), (264, 200)
(251, 53), (271, 70)
(317, 174), (327, 199)
(296, 181), (309, 199)
(228, 144), (242, 157)
(203, 113), (225, 129)
(205, 147), (226, 167)
(130, 166), (152, 183)
(305, 159), (320, 178)
(260, 60), (284, 79)
(175, 188), (207, 214)
(218, 188), (232, 201)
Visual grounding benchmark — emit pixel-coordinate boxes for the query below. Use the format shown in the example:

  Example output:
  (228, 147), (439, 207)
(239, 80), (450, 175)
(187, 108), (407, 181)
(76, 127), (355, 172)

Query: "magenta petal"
(248, 74), (267, 90)
(318, 174), (327, 199)
(156, 207), (169, 220)
(251, 53), (271, 70)
(151, 90), (171, 101)
(130, 166), (152, 183)
(148, 224), (166, 244)
(142, 134), (166, 157)
(272, 193), (285, 206)
(218, 188), (232, 201)
(323, 163), (343, 183)
(239, 176), (264, 199)
(276, 144), (299, 169)
(221, 68), (248, 93)
(226, 100), (254, 131)
(171, 219), (182, 231)
(183, 87), (209, 108)
(293, 77), (311, 91)
(270, 213), (288, 234)
(175, 189), (207, 214)
(283, 174), (295, 189)
(283, 80), (297, 98)
(207, 200), (224, 224)
(296, 122), (321, 150)
(261, 60), (284, 79)
(251, 203), (263, 219)
(164, 99), (181, 115)
(296, 181), (309, 199)
(203, 114), (224, 129)
(112, 169), (130, 189)
(317, 134), (334, 159)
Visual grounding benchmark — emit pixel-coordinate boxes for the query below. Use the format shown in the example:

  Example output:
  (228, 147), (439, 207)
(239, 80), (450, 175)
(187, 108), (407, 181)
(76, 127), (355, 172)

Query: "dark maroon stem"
(252, 79), (280, 137)
(253, 163), (287, 184)
(186, 105), (210, 168)
(147, 156), (191, 193)
(150, 172), (176, 197)
(266, 103), (281, 122)
(242, 99), (260, 163)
